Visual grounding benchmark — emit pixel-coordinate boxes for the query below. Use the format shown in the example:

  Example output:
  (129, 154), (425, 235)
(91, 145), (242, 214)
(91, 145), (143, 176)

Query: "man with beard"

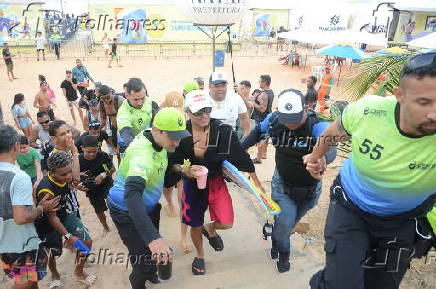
(305, 53), (436, 289)
(116, 78), (159, 152)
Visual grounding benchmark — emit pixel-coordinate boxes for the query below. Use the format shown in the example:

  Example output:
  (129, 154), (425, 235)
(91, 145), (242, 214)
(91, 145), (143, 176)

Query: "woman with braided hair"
(34, 151), (97, 288)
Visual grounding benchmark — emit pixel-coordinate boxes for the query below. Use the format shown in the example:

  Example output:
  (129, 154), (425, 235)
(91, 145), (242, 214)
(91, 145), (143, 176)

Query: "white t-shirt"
(210, 91), (247, 129)
(36, 36), (46, 49)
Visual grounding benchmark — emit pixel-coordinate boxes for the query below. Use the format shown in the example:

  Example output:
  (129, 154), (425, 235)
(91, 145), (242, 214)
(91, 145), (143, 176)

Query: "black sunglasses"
(89, 123), (101, 129)
(38, 120), (50, 125)
(192, 107), (212, 116)
(402, 53), (436, 75)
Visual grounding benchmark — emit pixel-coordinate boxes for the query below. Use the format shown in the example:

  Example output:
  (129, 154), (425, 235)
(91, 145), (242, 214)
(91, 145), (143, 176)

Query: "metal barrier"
(10, 35), (300, 60)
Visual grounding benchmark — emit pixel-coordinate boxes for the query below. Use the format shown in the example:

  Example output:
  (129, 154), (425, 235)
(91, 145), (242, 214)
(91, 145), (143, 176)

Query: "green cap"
(183, 81), (199, 93)
(153, 107), (191, 141)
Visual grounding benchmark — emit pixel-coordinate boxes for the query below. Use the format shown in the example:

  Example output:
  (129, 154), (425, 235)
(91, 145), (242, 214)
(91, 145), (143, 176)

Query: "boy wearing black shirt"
(79, 135), (115, 234)
(35, 151), (96, 286)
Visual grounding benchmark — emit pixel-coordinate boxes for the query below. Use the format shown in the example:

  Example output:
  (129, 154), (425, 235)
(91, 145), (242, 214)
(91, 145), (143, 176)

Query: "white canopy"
(277, 30), (387, 47)
(407, 32), (436, 49)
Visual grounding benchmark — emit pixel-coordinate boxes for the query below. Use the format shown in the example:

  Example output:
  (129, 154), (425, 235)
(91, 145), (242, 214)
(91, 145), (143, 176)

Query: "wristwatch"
(63, 233), (72, 242)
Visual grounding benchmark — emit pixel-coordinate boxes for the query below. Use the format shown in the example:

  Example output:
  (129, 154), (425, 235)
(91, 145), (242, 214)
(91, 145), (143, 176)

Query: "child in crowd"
(17, 135), (42, 187)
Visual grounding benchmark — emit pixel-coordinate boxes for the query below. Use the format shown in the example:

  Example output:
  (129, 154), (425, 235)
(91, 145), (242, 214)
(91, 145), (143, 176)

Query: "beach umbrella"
(316, 43), (369, 84)
(316, 43), (368, 60)
(407, 32), (436, 49)
(418, 48), (436, 53)
(374, 46), (408, 56)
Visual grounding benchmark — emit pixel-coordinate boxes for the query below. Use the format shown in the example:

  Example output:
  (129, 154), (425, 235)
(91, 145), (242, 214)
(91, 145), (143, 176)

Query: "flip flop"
(192, 257), (205, 275)
(77, 273), (98, 287)
(181, 241), (193, 254)
(202, 227), (224, 251)
(49, 279), (62, 289)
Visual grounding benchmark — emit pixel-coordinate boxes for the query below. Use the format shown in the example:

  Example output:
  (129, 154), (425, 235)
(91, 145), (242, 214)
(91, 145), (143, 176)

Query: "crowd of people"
(0, 52), (435, 289)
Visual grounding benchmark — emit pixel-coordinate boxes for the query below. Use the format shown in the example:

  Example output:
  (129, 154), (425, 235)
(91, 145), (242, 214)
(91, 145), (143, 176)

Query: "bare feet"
(164, 203), (177, 218)
(75, 272), (98, 287)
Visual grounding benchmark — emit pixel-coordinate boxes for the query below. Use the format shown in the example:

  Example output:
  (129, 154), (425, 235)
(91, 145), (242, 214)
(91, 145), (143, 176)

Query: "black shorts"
(6, 62), (13, 72)
(37, 49), (45, 52)
(47, 109), (55, 121)
(87, 186), (109, 214)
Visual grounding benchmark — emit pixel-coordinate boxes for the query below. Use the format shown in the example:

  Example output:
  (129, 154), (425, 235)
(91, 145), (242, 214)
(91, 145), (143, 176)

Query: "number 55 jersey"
(339, 95), (436, 216)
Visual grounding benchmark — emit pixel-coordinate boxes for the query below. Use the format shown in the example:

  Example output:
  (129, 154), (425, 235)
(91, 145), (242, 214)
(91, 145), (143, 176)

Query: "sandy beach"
(0, 54), (434, 289)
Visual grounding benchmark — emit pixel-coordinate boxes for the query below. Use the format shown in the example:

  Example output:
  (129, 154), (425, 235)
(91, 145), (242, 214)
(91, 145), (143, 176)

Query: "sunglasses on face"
(39, 120), (50, 125)
(403, 53), (436, 75)
(192, 107), (212, 116)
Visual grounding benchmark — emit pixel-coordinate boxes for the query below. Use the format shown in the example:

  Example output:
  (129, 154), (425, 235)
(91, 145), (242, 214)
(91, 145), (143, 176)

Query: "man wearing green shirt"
(108, 107), (190, 289)
(305, 53), (436, 289)
(50, 31), (61, 60)
(117, 78), (159, 152)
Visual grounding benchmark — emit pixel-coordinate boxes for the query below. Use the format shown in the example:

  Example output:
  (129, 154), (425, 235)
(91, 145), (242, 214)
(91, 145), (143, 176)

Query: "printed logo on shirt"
(408, 161), (436, 170)
(363, 107), (387, 116)
(178, 117), (183, 127)
(138, 118), (143, 126)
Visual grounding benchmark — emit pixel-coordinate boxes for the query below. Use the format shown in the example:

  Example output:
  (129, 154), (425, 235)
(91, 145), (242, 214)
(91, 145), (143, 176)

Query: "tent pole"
(212, 27), (216, 72)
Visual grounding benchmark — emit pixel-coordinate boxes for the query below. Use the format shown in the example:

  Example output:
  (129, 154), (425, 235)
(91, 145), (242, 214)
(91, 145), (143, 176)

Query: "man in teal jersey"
(117, 78), (159, 152)
(304, 53), (436, 289)
(108, 107), (190, 289)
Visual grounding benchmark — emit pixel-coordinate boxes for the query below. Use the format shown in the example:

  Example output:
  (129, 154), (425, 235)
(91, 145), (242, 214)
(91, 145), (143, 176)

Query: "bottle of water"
(73, 239), (90, 256)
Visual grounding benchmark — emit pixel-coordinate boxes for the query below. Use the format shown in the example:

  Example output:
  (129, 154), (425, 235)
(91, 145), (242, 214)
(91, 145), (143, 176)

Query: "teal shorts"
(41, 212), (90, 256)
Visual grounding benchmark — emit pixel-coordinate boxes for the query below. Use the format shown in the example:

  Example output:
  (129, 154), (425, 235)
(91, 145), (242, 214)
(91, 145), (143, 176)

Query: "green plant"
(340, 52), (417, 101)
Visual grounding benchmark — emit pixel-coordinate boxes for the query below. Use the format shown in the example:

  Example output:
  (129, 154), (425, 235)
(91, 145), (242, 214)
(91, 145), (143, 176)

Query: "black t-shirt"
(305, 88), (317, 106)
(79, 151), (114, 191)
(2, 49), (12, 64)
(75, 131), (109, 153)
(166, 119), (254, 187)
(85, 89), (98, 101)
(269, 31), (276, 38)
(251, 89), (274, 123)
(34, 175), (71, 234)
(60, 79), (78, 101)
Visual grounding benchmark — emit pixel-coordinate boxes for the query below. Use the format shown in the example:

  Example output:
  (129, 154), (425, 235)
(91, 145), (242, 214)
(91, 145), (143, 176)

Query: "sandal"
(192, 257), (205, 275)
(77, 273), (98, 287)
(49, 279), (62, 289)
(202, 226), (224, 251)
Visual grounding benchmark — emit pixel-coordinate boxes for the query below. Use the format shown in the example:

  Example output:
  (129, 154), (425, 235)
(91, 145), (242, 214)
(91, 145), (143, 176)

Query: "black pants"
(110, 204), (161, 289)
(53, 43), (60, 58)
(310, 176), (435, 289)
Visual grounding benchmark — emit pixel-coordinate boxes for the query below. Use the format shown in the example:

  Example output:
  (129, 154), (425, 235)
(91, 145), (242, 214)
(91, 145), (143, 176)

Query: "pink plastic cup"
(192, 165), (208, 189)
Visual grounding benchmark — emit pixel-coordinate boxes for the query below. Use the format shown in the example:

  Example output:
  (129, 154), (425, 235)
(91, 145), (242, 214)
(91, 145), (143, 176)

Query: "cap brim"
(188, 104), (212, 114)
(166, 130), (191, 141)
(210, 80), (228, 85)
(278, 111), (303, 124)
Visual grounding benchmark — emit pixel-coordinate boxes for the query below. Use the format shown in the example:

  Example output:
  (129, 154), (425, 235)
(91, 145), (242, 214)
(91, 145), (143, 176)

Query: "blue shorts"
(18, 118), (32, 128)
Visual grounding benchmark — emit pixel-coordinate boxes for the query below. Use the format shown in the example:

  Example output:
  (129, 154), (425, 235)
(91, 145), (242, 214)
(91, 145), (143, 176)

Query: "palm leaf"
(340, 52), (416, 101)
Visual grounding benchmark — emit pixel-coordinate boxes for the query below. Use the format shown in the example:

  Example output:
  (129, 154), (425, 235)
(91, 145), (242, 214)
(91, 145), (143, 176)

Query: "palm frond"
(339, 53), (416, 101)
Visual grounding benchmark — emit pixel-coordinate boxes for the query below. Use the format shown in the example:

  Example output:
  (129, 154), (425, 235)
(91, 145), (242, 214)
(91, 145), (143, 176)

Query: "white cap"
(209, 71), (228, 85)
(277, 89), (305, 124)
(184, 90), (213, 114)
